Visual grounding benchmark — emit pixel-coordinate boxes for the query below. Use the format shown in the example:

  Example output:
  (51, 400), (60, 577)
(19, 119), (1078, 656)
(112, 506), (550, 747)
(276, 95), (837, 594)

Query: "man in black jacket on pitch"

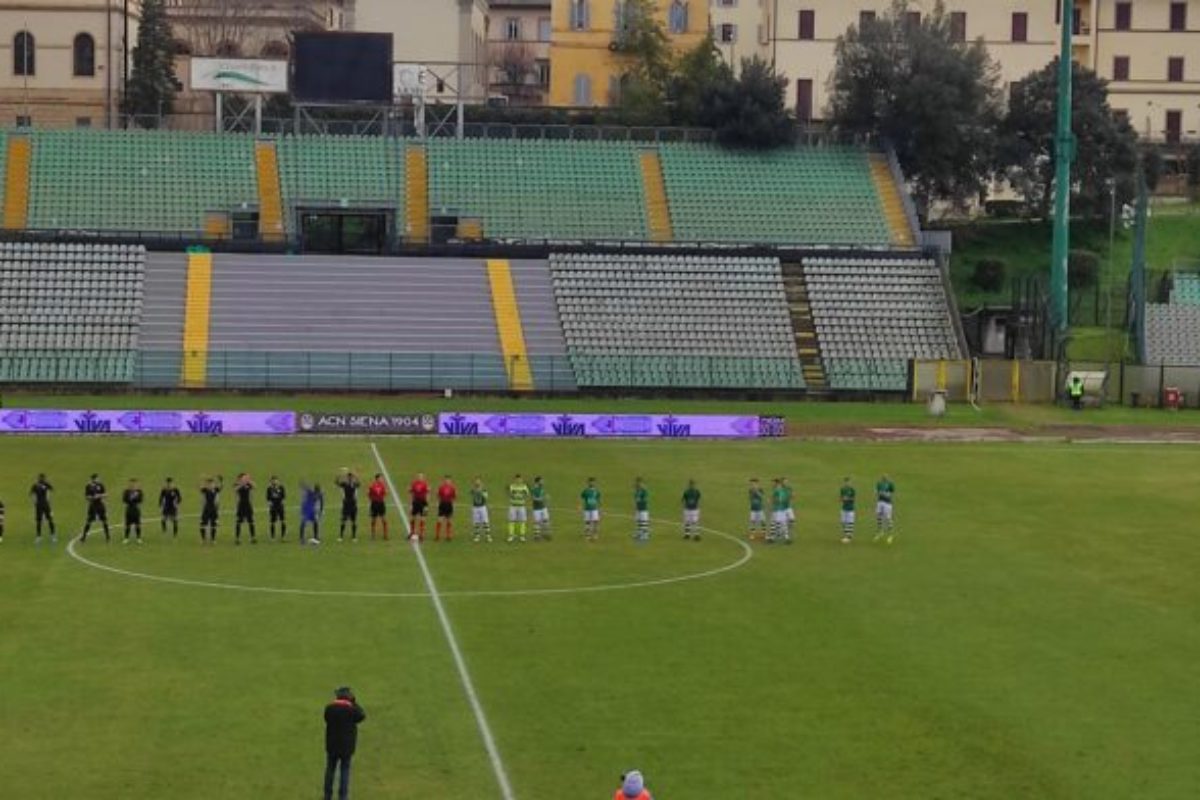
(324, 687), (366, 800)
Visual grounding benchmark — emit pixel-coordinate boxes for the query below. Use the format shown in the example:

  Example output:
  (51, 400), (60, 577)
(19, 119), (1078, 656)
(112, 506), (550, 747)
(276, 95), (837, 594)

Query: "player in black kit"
(266, 476), (287, 541)
(199, 475), (223, 545)
(234, 473), (257, 545)
(334, 469), (361, 543)
(30, 473), (56, 544)
(122, 479), (145, 544)
(159, 478), (182, 537)
(80, 474), (110, 543)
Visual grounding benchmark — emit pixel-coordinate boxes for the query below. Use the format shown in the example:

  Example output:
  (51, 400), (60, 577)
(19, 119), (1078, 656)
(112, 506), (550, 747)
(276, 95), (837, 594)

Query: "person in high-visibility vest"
(1069, 375), (1085, 411)
(613, 770), (652, 800)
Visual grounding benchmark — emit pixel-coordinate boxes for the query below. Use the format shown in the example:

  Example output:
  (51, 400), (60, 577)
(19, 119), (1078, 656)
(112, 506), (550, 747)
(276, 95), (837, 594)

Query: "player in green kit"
(839, 477), (857, 543)
(681, 479), (702, 541)
(507, 473), (530, 543)
(747, 478), (766, 541)
(874, 474), (896, 543)
(632, 477), (650, 542)
(580, 477), (601, 541)
(471, 477), (492, 543)
(782, 478), (797, 539)
(530, 476), (551, 541)
(769, 478), (792, 544)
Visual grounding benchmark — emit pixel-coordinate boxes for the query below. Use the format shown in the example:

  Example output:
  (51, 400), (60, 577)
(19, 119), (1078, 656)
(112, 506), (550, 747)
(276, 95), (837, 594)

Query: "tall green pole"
(1130, 173), (1149, 364)
(1051, 0), (1075, 336)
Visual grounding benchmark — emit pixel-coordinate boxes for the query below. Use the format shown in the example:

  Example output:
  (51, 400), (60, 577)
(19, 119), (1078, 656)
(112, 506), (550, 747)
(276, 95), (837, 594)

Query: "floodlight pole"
(1051, 0), (1076, 338)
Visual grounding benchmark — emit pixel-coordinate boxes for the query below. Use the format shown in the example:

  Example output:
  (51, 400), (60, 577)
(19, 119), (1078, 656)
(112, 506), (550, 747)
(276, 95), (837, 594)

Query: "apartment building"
(165, 0), (352, 58)
(0, 0), (138, 128)
(717, 0), (1199, 142)
(355, 0), (491, 101)
(488, 0), (552, 104)
(549, 0), (708, 106)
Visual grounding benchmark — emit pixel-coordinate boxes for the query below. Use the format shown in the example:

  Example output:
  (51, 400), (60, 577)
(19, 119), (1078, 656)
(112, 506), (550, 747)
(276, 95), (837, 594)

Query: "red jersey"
(438, 482), (457, 503)
(368, 481), (386, 504)
(410, 480), (429, 502)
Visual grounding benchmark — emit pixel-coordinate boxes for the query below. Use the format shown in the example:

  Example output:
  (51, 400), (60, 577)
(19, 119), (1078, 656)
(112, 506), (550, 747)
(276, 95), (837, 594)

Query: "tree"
(972, 258), (1007, 293)
(614, 0), (672, 85)
(170, 0), (256, 56)
(666, 33), (730, 127)
(122, 0), (181, 123)
(490, 42), (537, 102)
(828, 0), (1002, 213)
(699, 57), (794, 149)
(614, 0), (673, 123)
(998, 59), (1138, 217)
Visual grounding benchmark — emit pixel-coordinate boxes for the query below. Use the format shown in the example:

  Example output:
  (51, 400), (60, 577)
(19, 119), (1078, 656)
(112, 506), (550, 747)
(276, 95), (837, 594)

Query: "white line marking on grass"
(370, 442), (518, 800)
(65, 517), (751, 598)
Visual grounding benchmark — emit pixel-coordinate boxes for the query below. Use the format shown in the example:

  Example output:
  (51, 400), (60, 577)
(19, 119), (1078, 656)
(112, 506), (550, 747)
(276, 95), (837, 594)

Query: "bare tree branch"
(490, 41), (536, 95)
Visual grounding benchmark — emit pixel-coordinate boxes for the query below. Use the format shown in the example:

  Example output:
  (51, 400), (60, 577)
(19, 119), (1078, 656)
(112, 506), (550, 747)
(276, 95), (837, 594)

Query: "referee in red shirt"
(408, 473), (429, 542)
(368, 474), (388, 541)
(435, 475), (457, 542)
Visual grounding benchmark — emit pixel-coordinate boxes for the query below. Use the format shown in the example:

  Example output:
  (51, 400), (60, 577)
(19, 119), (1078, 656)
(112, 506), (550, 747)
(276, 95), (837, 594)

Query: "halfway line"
(370, 442), (517, 800)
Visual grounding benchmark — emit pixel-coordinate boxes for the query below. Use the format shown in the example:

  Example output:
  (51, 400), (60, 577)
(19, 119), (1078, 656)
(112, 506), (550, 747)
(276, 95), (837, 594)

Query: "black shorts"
(86, 504), (107, 523)
(411, 499), (428, 517)
(201, 508), (219, 526)
(437, 502), (454, 518)
(370, 501), (386, 519)
(237, 506), (254, 523)
(125, 510), (141, 526)
(161, 507), (179, 520)
(341, 503), (358, 521)
(269, 505), (285, 523)
(35, 505), (53, 522)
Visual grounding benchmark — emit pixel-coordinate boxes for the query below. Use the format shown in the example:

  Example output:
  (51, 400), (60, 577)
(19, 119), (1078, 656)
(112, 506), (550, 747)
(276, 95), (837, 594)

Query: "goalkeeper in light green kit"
(507, 473), (530, 543)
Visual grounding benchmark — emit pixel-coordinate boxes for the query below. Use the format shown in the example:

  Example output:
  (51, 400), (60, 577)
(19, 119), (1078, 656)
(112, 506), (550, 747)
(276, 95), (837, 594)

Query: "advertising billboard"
(437, 413), (772, 439)
(0, 410), (295, 436)
(191, 58), (288, 94)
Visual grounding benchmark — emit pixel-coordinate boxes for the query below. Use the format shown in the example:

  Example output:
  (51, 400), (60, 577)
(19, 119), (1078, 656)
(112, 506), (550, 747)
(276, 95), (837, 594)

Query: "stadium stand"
(1145, 304), (1200, 364)
(1169, 273), (1200, 305)
(550, 253), (805, 389)
(659, 143), (895, 247)
(428, 138), (650, 241)
(509, 260), (578, 391)
(276, 135), (405, 238)
(135, 253), (188, 388)
(804, 255), (964, 391)
(26, 130), (257, 234)
(0, 243), (144, 382)
(8, 130), (916, 250)
(199, 255), (511, 390)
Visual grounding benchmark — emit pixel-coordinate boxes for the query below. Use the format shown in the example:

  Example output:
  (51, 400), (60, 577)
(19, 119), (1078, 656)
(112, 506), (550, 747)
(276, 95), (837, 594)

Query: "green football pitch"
(1, 434), (1198, 799)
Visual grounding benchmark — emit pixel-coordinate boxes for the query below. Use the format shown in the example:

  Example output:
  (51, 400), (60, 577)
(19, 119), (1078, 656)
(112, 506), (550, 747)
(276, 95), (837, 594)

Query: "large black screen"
(291, 32), (393, 104)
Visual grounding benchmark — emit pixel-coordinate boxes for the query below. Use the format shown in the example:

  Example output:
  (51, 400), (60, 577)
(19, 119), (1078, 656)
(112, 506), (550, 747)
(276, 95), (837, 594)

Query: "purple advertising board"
(0, 410), (295, 436)
(438, 412), (772, 439)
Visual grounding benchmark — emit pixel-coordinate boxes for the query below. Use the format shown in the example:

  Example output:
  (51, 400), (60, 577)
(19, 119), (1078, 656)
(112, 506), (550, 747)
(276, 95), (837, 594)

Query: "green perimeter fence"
(0, 350), (898, 394)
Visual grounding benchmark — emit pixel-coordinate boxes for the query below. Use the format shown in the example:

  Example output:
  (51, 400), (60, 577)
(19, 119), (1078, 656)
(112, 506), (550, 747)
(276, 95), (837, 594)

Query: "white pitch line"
(370, 442), (517, 800)
(64, 511), (753, 599)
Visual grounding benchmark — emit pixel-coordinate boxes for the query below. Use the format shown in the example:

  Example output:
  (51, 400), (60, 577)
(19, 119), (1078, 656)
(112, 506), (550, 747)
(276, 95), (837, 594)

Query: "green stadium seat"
(552, 253), (804, 390)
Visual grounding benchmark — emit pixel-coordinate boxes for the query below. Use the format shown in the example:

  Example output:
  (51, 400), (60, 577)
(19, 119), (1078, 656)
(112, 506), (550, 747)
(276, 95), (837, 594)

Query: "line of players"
(1, 472), (897, 546)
